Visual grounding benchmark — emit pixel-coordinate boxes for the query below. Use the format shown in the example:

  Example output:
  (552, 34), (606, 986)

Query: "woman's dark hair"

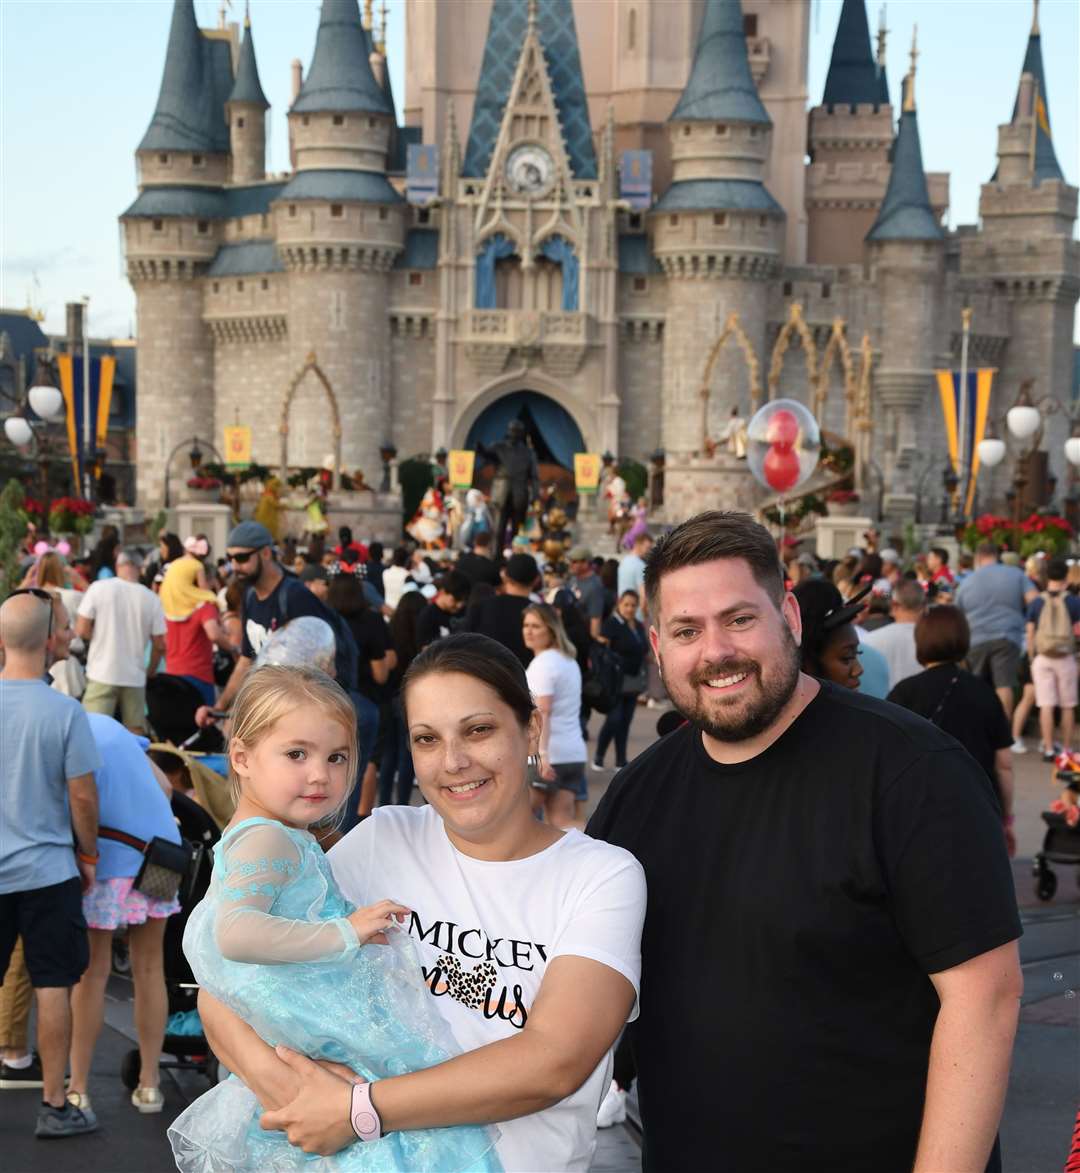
(388, 590), (427, 676)
(856, 553), (883, 583)
(600, 559), (619, 593)
(369, 541), (383, 563)
(618, 588), (640, 603)
(403, 632), (535, 727)
(89, 532), (120, 579)
(159, 532), (183, 563)
(793, 580), (846, 676)
(915, 605), (970, 666)
(645, 511), (784, 617)
(327, 571), (368, 617)
(552, 587), (591, 672)
(392, 546), (409, 568)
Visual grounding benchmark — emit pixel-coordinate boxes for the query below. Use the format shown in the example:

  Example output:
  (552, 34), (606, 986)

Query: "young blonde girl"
(168, 665), (499, 1172)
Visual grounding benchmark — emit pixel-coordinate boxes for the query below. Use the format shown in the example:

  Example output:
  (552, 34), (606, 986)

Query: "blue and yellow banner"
(406, 144), (439, 205)
(57, 351), (117, 489)
(935, 367), (996, 517)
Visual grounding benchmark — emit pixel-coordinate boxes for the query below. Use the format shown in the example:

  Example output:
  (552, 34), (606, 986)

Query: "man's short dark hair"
(929, 547), (949, 564)
(975, 540), (999, 560)
(1046, 557), (1069, 582)
(435, 570), (472, 603)
(644, 511), (784, 617)
(473, 531), (492, 550)
(915, 605), (970, 666)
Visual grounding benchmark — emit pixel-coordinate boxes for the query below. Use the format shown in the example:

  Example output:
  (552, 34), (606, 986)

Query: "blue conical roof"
(138, 0), (231, 153)
(463, 0), (597, 180)
(292, 0), (392, 116)
(1011, 31), (1064, 183)
(229, 19), (269, 109)
(669, 0), (770, 125)
(822, 0), (883, 109)
(866, 95), (942, 241)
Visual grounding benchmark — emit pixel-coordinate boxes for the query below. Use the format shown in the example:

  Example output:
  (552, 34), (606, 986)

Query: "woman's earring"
(527, 753), (540, 770)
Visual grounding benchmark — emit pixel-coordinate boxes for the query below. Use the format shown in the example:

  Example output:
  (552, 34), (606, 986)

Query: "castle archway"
(279, 353), (342, 487)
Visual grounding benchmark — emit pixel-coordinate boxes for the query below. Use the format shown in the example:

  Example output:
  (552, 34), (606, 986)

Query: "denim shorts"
(552, 761), (587, 802)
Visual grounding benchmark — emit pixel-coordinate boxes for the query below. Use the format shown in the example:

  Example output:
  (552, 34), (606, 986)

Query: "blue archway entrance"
(465, 391), (584, 469)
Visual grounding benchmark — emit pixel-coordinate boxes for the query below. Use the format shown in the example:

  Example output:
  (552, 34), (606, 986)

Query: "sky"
(1, 0), (1077, 343)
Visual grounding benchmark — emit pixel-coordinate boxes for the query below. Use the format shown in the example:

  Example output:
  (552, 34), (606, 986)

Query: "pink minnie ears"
(184, 536), (210, 557)
(34, 540), (71, 557)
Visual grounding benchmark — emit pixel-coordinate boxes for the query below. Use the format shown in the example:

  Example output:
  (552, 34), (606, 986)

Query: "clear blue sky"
(1, 0), (1076, 342)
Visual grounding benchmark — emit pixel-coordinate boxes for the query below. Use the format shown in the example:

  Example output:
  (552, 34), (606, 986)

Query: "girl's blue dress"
(167, 817), (500, 1172)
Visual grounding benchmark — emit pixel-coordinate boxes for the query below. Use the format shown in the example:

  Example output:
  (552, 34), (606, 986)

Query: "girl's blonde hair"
(523, 602), (577, 658)
(228, 664), (358, 821)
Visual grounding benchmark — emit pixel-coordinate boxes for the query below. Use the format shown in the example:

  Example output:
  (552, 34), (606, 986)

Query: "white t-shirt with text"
(77, 578), (166, 687)
(328, 806), (645, 1173)
(526, 648), (587, 764)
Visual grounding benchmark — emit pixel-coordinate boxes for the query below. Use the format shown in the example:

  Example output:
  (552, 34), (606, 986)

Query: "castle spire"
(1031, 0), (1039, 34)
(463, 0), (596, 180)
(1007, 0), (1063, 182)
(669, 0), (770, 125)
(292, 0), (392, 115)
(228, 11), (269, 109)
(139, 0), (230, 153)
(875, 6), (890, 105)
(822, 0), (884, 110)
(867, 31), (941, 242)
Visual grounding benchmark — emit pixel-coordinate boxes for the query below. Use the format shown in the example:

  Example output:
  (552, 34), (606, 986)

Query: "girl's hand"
(347, 899), (410, 946)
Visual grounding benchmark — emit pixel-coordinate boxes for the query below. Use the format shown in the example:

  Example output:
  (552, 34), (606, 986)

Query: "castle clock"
(504, 144), (555, 197)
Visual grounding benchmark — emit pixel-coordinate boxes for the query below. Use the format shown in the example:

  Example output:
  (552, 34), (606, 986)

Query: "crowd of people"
(0, 499), (1053, 1170)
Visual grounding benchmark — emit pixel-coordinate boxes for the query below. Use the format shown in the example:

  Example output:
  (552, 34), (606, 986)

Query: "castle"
(122, 0), (1078, 524)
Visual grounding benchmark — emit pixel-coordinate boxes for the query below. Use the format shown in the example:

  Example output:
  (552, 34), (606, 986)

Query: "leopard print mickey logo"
(437, 954), (498, 1010)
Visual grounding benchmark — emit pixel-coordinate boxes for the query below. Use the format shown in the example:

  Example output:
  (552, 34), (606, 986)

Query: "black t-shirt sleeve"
(415, 605), (441, 650)
(361, 612), (389, 661)
(874, 747), (1021, 974)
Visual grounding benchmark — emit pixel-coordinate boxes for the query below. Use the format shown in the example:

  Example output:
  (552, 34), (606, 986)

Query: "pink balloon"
(766, 409), (799, 449)
(763, 444), (801, 493)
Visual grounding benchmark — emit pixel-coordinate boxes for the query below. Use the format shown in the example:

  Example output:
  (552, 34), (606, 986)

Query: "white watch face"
(505, 144), (554, 197)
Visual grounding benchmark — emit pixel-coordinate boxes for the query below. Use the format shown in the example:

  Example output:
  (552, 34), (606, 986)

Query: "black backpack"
(582, 639), (623, 714)
(247, 576), (360, 692)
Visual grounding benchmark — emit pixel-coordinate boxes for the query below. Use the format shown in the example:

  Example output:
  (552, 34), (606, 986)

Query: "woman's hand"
(260, 1047), (356, 1155)
(347, 899), (410, 946)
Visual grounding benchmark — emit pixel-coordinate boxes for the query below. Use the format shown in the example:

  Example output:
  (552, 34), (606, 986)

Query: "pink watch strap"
(349, 1081), (382, 1143)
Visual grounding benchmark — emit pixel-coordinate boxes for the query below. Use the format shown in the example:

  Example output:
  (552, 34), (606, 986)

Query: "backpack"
(582, 639), (624, 714)
(1035, 591), (1075, 658)
(248, 576), (360, 690)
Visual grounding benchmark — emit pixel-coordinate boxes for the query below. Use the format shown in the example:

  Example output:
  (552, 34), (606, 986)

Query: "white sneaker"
(1010, 739), (1027, 754)
(596, 1079), (627, 1128)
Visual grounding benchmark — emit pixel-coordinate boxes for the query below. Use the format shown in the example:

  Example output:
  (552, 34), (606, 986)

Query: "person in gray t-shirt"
(567, 545), (605, 640)
(0, 590), (101, 1138)
(956, 542), (1039, 720)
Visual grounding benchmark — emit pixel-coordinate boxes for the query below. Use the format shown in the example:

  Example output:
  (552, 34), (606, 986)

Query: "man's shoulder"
(815, 683), (961, 759)
(560, 827), (645, 882)
(5, 679), (84, 723)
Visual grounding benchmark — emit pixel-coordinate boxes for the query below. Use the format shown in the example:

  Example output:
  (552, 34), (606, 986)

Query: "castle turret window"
(237, 280), (245, 291)
(378, 207), (388, 221)
(302, 115), (310, 126)
(333, 114), (345, 126)
(713, 213), (727, 226)
(236, 116), (245, 129)
(158, 153), (169, 165)
(193, 154), (204, 166)
(261, 279), (269, 291)
(669, 215), (679, 226)
(409, 272), (423, 286)
(212, 282), (219, 293)
(152, 219), (164, 232)
(331, 204), (344, 218)
(714, 124), (728, 136)
(633, 277), (647, 292)
(628, 8), (636, 51)
(417, 208), (431, 225)
(196, 220), (209, 235)
(289, 204), (297, 218)
(822, 282), (831, 299)
(743, 13), (758, 37)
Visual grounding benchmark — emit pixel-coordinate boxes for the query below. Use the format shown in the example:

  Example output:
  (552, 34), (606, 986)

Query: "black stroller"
(119, 789), (227, 1090)
(146, 674), (225, 754)
(1032, 770), (1080, 902)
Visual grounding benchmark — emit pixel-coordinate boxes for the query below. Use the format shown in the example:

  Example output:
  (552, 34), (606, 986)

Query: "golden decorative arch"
(279, 352), (343, 487)
(699, 311), (763, 452)
(850, 332), (875, 493)
(814, 318), (857, 430)
(767, 302), (818, 402)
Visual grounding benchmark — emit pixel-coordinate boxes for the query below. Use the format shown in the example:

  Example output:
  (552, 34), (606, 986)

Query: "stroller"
(118, 789), (227, 1090)
(146, 674), (225, 754)
(1032, 764), (1080, 902)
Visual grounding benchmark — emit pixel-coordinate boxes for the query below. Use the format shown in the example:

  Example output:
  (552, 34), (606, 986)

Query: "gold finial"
(244, 0), (250, 28)
(902, 24), (917, 112)
(527, 0), (538, 37)
(1032, 0), (1040, 34)
(362, 0), (373, 31)
(876, 4), (887, 66)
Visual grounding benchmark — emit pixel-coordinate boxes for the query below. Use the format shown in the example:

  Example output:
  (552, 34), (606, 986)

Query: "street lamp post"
(80, 296), (92, 502)
(4, 353), (67, 524)
(163, 435), (224, 508)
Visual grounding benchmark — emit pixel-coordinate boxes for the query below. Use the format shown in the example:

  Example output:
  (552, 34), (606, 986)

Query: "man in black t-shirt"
(455, 531), (500, 588)
(415, 571), (471, 650)
(463, 553), (539, 667)
(587, 510), (1021, 1173)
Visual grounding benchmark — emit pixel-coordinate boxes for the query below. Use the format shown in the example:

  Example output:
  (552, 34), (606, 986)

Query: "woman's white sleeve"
(214, 823), (360, 964)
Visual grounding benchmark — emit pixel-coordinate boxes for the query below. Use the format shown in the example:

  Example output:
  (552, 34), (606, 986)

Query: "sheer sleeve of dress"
(214, 821), (360, 964)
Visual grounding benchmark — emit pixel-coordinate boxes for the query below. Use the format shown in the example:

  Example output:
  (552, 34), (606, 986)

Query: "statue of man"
(477, 419), (540, 552)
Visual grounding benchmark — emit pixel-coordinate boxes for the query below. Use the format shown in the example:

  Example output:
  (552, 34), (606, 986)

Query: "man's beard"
(663, 626), (802, 744)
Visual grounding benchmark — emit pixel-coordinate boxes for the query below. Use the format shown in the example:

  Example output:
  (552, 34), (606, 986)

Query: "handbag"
(98, 826), (194, 905)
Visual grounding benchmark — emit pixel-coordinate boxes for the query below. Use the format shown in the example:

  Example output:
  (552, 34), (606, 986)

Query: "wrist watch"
(349, 1081), (383, 1142)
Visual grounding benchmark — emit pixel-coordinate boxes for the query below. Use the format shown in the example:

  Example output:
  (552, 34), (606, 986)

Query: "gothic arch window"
(495, 255), (524, 309)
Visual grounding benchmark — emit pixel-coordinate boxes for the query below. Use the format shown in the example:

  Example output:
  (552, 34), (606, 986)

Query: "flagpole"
(81, 295), (91, 502)
(958, 306), (973, 520)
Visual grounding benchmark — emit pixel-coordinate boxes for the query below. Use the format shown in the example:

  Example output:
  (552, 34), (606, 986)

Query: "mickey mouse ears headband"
(34, 540), (71, 557)
(822, 583), (872, 633)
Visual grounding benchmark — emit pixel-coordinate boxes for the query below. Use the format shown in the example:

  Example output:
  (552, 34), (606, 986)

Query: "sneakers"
(65, 1090), (92, 1112)
(35, 1099), (99, 1138)
(1010, 739), (1027, 754)
(1043, 747), (1057, 762)
(131, 1086), (164, 1114)
(596, 1079), (627, 1128)
(0, 1052), (43, 1090)
(590, 760), (607, 772)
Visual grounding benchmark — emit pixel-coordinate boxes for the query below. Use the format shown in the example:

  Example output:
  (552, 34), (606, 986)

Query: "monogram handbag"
(98, 827), (195, 904)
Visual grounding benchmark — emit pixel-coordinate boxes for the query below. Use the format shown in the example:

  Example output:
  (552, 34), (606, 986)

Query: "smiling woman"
(193, 635), (646, 1172)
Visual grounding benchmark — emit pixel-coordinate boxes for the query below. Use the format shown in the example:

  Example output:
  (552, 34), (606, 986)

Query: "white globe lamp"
(1065, 437), (1080, 467)
(977, 437), (1006, 468)
(4, 416), (33, 447)
(1006, 404), (1040, 440)
(28, 383), (63, 421)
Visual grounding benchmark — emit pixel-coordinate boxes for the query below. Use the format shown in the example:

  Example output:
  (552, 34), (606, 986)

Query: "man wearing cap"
(76, 551), (165, 734)
(195, 522), (341, 727)
(567, 546), (605, 641)
(464, 553), (540, 667)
